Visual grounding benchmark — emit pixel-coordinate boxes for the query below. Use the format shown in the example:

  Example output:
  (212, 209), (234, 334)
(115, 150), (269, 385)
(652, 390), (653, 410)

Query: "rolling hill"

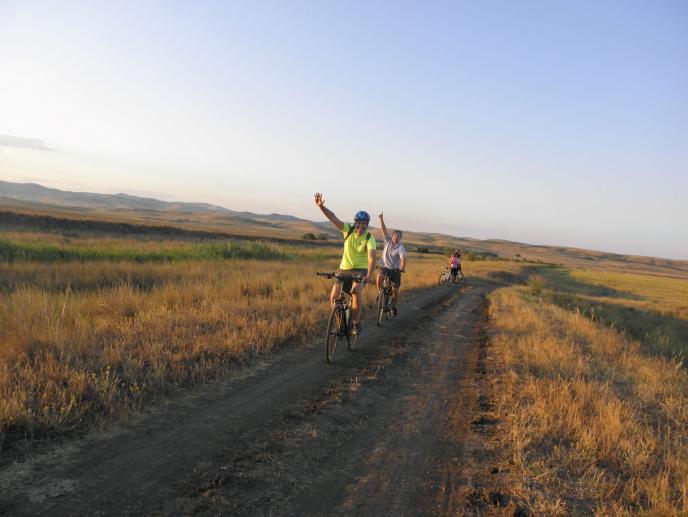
(1, 180), (687, 278)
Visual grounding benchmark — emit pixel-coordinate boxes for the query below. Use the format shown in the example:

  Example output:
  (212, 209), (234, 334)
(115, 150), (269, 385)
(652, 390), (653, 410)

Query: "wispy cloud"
(0, 134), (57, 152)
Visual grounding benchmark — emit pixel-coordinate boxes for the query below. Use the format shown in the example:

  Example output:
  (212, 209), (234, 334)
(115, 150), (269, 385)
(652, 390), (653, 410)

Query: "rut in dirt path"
(1, 282), (498, 517)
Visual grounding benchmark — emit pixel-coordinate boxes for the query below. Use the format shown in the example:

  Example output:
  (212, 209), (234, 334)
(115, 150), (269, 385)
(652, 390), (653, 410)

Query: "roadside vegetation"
(0, 229), (520, 452)
(0, 232), (288, 263)
(539, 268), (688, 361)
(488, 268), (688, 514)
(8, 221), (686, 516)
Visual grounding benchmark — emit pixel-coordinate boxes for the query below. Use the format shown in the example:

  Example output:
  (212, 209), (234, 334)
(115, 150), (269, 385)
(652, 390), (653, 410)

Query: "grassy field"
(0, 231), (291, 263)
(0, 228), (524, 451)
(488, 267), (688, 514)
(533, 267), (688, 361)
(4, 213), (687, 515)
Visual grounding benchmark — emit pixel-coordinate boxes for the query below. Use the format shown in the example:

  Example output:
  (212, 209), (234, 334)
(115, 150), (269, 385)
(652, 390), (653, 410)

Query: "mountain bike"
(376, 266), (401, 326)
(316, 272), (365, 363)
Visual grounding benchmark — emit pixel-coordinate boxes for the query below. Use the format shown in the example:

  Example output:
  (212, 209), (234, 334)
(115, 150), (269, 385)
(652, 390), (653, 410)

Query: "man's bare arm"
(366, 249), (377, 282)
(378, 211), (389, 240)
(314, 192), (344, 231)
(399, 255), (406, 272)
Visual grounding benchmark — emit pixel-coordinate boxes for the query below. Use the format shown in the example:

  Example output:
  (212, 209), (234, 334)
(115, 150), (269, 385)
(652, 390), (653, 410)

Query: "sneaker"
(351, 323), (362, 336)
(391, 307), (397, 318)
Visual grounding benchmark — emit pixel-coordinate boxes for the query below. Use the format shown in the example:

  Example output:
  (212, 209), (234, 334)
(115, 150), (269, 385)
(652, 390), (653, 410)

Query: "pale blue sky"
(0, 1), (686, 258)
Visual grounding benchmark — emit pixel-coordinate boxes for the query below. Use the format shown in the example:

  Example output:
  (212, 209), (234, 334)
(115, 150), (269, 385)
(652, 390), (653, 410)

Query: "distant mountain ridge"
(0, 180), (242, 215)
(0, 180), (337, 232)
(0, 180), (347, 241)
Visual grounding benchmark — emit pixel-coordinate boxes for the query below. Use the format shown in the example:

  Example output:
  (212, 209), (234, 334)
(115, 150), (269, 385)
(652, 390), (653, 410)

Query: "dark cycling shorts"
(450, 266), (460, 277)
(335, 268), (367, 293)
(379, 267), (402, 288)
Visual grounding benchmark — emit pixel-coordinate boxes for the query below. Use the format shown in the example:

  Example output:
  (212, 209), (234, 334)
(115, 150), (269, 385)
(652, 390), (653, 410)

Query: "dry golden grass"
(489, 286), (688, 515)
(534, 267), (688, 361)
(0, 246), (451, 448)
(570, 269), (688, 320)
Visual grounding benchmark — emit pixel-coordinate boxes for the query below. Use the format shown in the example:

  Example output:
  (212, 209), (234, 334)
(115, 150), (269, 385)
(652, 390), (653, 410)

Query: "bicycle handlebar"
(316, 271), (366, 282)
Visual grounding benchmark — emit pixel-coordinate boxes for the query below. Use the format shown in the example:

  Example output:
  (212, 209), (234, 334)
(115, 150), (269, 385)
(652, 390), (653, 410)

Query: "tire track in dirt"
(0, 282), (499, 516)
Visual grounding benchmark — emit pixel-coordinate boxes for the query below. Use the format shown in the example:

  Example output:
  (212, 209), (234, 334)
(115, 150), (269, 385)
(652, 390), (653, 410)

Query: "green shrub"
(528, 274), (545, 295)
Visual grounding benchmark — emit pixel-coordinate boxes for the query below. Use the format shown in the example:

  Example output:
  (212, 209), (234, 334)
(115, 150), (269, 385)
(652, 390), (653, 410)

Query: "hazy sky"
(1, 1), (686, 259)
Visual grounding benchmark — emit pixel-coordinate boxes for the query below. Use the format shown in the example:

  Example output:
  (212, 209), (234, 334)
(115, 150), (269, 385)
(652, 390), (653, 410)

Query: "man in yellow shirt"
(314, 192), (377, 336)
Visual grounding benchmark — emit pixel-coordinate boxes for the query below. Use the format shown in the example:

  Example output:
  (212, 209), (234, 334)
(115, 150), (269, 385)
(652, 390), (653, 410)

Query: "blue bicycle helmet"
(353, 210), (371, 222)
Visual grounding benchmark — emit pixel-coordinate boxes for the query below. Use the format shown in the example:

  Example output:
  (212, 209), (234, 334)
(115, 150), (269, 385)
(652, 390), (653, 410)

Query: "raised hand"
(314, 192), (325, 208)
(314, 193), (343, 230)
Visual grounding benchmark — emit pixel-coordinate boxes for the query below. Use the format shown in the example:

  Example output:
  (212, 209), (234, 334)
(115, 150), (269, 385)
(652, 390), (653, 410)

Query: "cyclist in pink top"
(448, 250), (462, 285)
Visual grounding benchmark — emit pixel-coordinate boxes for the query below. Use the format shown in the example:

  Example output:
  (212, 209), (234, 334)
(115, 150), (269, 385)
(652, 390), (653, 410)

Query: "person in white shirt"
(375, 211), (407, 317)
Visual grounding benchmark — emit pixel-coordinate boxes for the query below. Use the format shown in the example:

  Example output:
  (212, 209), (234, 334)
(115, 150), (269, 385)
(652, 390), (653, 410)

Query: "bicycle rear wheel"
(384, 290), (392, 320)
(325, 305), (343, 363)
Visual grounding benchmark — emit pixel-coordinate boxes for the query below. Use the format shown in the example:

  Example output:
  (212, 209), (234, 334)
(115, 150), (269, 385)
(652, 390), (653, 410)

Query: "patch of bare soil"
(1, 282), (513, 516)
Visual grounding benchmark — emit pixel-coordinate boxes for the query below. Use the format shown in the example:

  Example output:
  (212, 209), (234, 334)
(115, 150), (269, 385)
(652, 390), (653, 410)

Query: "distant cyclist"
(448, 250), (462, 284)
(376, 211), (407, 317)
(314, 192), (377, 336)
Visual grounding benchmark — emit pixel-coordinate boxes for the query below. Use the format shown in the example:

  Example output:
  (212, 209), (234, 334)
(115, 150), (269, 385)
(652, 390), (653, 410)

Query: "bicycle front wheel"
(325, 306), (343, 363)
(377, 291), (385, 327)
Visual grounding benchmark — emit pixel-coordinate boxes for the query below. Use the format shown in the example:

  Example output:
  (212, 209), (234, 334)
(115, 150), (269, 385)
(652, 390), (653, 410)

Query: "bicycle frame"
(376, 267), (399, 326)
(317, 272), (364, 363)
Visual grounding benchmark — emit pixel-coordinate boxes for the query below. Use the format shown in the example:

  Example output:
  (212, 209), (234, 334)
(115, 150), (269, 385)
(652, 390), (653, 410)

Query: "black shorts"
(335, 268), (367, 293)
(450, 267), (460, 276)
(379, 267), (402, 288)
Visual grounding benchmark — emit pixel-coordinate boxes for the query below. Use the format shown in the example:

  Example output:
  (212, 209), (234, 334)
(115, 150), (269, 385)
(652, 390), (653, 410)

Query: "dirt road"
(1, 282), (506, 516)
